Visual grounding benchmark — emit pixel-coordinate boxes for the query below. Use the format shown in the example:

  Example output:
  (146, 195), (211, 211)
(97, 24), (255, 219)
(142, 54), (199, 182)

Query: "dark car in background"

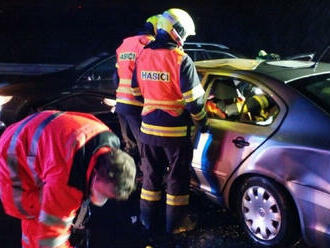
(184, 42), (245, 61)
(0, 42), (243, 135)
(1, 53), (329, 247)
(0, 52), (118, 134)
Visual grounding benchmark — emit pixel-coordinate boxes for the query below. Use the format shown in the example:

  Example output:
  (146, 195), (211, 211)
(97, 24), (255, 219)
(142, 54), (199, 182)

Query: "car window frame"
(76, 55), (116, 84)
(201, 71), (287, 129)
(288, 74), (330, 115)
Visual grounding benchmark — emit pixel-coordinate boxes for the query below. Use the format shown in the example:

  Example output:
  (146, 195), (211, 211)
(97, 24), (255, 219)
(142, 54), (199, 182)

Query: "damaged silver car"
(192, 58), (330, 247)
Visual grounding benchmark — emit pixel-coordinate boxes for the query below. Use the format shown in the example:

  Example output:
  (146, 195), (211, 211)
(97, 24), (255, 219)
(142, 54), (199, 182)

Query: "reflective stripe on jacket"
(0, 110), (119, 248)
(115, 34), (154, 110)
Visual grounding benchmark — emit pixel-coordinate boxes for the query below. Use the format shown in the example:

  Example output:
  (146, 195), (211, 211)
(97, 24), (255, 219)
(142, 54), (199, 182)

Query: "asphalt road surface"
(0, 188), (312, 248)
(87, 189), (312, 248)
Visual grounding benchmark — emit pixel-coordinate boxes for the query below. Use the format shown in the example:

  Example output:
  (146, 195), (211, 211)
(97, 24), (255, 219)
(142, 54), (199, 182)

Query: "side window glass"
(78, 56), (117, 89)
(205, 77), (279, 125)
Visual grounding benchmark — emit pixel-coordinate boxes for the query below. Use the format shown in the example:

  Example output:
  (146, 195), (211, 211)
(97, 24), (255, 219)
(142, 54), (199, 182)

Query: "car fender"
(223, 143), (330, 246)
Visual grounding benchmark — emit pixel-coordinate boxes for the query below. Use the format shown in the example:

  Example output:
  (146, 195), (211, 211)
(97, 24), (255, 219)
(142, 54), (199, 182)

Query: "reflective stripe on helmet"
(157, 8), (195, 45)
(146, 14), (162, 36)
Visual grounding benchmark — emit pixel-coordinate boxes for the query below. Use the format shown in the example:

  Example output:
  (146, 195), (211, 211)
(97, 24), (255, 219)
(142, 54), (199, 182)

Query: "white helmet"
(157, 8), (195, 46)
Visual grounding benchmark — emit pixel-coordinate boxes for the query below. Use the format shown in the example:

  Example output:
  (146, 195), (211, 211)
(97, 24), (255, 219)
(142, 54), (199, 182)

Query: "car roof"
(184, 42), (246, 60)
(184, 42), (230, 50)
(195, 58), (330, 83)
(0, 63), (73, 75)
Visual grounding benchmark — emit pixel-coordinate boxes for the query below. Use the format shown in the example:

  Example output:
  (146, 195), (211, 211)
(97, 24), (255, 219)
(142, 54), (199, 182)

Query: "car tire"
(235, 176), (300, 247)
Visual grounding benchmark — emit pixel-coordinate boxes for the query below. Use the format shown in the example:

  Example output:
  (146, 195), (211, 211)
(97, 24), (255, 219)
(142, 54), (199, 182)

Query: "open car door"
(191, 73), (285, 201)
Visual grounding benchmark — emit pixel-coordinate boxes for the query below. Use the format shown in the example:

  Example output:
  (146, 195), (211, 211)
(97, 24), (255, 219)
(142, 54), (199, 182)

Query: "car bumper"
(290, 181), (330, 248)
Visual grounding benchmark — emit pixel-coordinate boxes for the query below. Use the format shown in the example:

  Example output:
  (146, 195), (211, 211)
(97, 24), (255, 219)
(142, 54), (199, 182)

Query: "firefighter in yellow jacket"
(132, 9), (207, 236)
(0, 110), (136, 248)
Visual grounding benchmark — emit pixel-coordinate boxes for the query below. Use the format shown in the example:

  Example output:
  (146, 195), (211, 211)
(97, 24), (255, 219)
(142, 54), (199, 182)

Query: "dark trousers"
(117, 113), (141, 151)
(139, 142), (193, 233)
(117, 113), (141, 167)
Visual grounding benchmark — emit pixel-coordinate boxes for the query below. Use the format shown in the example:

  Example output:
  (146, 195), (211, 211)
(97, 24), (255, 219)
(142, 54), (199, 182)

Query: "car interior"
(205, 77), (279, 125)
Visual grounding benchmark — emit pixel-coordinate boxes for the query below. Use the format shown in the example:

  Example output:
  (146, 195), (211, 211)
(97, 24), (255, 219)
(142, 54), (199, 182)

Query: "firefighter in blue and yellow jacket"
(0, 111), (136, 248)
(115, 14), (160, 159)
(133, 9), (207, 236)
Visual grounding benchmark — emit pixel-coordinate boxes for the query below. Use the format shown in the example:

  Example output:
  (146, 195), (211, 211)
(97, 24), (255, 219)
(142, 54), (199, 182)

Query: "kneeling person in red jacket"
(0, 110), (136, 248)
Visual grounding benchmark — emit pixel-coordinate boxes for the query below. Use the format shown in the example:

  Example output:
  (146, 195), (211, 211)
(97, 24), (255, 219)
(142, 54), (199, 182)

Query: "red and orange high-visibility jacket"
(0, 110), (120, 248)
(115, 34), (154, 115)
(133, 44), (206, 145)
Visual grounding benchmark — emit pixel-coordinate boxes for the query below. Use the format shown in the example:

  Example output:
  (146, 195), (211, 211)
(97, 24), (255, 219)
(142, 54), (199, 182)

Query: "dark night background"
(0, 1), (328, 247)
(1, 0), (330, 64)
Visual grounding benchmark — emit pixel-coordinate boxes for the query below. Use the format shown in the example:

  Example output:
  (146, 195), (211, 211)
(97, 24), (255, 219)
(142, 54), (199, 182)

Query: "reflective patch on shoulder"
(174, 47), (185, 56)
(119, 52), (136, 61)
(141, 71), (170, 82)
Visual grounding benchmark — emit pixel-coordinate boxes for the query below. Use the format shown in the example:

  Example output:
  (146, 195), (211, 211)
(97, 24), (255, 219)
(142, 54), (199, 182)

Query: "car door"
(191, 73), (285, 200)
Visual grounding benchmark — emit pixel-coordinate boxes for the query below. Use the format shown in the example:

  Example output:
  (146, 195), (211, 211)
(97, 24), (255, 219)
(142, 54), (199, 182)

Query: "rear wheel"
(236, 176), (300, 247)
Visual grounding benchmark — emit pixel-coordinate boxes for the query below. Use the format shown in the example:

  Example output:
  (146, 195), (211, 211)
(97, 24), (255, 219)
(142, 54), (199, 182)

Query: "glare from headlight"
(103, 98), (116, 113)
(0, 96), (12, 106)
(103, 98), (116, 107)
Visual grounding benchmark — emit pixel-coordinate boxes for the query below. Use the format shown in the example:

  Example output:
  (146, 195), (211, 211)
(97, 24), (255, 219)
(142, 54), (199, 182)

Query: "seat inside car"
(212, 79), (241, 119)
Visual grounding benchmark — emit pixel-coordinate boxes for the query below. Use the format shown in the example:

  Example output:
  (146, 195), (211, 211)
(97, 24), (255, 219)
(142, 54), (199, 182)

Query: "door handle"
(232, 136), (250, 148)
